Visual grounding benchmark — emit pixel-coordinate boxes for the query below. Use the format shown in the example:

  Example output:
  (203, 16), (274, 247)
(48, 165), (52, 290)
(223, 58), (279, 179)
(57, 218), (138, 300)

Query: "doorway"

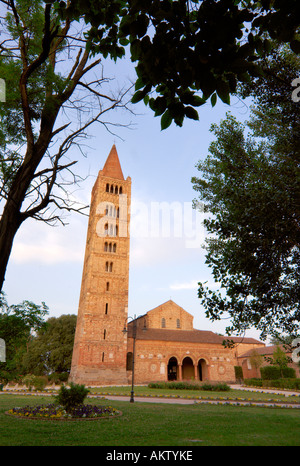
(182, 356), (194, 380)
(167, 357), (178, 381)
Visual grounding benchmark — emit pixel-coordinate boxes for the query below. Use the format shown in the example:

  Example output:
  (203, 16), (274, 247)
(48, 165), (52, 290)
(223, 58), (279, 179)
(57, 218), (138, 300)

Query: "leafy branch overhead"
(0, 0), (134, 292)
(62, 0), (300, 129)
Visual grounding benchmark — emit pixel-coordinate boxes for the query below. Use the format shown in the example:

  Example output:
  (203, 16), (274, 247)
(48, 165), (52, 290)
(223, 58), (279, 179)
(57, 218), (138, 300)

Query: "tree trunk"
(0, 198), (23, 292)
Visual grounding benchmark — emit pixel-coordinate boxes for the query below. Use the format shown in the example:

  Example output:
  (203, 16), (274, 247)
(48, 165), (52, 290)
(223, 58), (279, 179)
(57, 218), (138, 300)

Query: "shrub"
(244, 378), (263, 387)
(282, 367), (296, 378)
(22, 374), (36, 390)
(55, 383), (89, 412)
(33, 376), (48, 391)
(244, 377), (300, 391)
(261, 366), (297, 380)
(147, 381), (230, 391)
(260, 366), (281, 380)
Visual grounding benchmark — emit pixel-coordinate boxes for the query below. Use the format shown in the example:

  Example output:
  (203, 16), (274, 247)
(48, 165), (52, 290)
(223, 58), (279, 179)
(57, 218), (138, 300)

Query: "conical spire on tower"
(102, 144), (124, 180)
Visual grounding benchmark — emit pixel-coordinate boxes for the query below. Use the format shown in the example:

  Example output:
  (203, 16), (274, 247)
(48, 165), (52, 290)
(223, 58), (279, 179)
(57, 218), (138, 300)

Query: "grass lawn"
(0, 393), (300, 446)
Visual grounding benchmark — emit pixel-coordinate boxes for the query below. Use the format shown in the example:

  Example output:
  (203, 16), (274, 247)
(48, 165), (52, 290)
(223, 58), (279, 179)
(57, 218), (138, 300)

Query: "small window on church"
(106, 282), (110, 291)
(110, 262), (113, 272)
(103, 329), (106, 339)
(104, 242), (108, 252)
(119, 186), (122, 194)
(102, 352), (105, 362)
(105, 261), (109, 272)
(115, 186), (118, 194)
(113, 243), (116, 253)
(105, 303), (108, 314)
(110, 185), (114, 193)
(106, 184), (109, 192)
(162, 318), (166, 328)
(177, 319), (180, 328)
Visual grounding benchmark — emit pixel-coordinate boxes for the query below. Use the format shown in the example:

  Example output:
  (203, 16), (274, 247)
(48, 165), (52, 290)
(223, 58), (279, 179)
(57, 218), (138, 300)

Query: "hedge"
(148, 381), (230, 391)
(244, 378), (300, 390)
(260, 366), (296, 380)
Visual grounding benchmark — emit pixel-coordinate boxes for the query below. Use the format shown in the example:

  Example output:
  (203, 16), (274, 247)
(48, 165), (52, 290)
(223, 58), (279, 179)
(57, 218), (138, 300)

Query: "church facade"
(69, 146), (265, 386)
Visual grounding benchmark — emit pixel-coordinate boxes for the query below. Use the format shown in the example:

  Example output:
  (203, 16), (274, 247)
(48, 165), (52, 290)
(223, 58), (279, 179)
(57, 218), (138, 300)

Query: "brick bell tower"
(69, 145), (131, 385)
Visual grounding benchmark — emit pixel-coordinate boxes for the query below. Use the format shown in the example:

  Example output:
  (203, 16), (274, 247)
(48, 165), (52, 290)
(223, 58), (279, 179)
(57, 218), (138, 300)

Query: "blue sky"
(3, 54), (264, 342)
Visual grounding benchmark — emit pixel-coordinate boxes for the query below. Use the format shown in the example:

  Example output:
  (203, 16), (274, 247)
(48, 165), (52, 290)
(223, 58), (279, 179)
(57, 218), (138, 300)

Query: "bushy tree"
(22, 314), (77, 375)
(0, 293), (48, 380)
(192, 46), (300, 340)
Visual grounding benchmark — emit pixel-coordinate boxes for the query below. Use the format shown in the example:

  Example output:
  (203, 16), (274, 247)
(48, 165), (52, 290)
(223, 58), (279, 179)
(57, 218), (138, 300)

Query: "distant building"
(70, 146), (266, 386)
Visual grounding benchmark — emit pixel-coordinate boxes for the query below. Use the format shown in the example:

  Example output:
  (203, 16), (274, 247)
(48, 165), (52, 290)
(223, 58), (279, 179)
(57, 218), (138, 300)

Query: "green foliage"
(245, 377), (300, 390)
(260, 366), (281, 380)
(67, 0), (300, 128)
(22, 374), (48, 391)
(55, 383), (90, 412)
(0, 293), (49, 379)
(192, 45), (300, 339)
(32, 375), (48, 391)
(22, 314), (76, 376)
(148, 381), (230, 391)
(260, 366), (295, 380)
(22, 374), (37, 390)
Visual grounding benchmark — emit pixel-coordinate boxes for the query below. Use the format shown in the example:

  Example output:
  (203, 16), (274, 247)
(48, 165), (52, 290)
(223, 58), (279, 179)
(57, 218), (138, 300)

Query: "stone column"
(178, 364), (182, 381)
(194, 363), (198, 380)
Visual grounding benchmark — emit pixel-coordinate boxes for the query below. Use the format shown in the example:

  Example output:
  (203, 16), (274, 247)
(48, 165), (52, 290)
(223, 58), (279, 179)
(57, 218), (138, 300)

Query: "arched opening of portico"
(167, 357), (178, 381)
(198, 358), (208, 381)
(182, 356), (194, 380)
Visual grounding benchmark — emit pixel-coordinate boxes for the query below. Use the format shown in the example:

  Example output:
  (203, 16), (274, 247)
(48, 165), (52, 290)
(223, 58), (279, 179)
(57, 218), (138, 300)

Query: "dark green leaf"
(161, 110), (173, 130)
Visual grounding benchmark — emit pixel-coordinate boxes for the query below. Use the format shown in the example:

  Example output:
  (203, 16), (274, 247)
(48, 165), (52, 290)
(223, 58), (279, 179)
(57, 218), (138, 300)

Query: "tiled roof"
(102, 144), (124, 180)
(238, 345), (289, 358)
(128, 327), (228, 344)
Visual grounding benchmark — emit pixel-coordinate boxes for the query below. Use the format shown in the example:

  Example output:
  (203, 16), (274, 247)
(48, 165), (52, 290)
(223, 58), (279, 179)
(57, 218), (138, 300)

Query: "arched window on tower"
(106, 184), (109, 192)
(113, 243), (116, 253)
(115, 186), (118, 194)
(119, 186), (122, 194)
(109, 262), (113, 272)
(104, 242), (108, 252)
(110, 185), (114, 193)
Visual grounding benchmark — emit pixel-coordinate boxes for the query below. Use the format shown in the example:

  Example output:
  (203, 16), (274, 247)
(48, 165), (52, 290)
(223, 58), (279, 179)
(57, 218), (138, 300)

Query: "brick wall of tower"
(70, 148), (131, 386)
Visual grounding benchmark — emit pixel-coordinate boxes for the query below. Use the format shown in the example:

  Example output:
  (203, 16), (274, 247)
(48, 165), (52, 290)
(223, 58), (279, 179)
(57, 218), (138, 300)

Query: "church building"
(69, 146), (265, 386)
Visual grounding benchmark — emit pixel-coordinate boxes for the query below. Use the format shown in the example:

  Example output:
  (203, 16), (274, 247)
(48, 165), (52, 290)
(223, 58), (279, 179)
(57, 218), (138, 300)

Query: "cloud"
(169, 280), (199, 290)
(169, 278), (221, 291)
(11, 216), (86, 265)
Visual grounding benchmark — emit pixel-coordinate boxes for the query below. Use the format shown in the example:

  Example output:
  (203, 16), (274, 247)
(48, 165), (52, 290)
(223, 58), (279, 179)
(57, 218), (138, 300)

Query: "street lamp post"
(122, 315), (146, 403)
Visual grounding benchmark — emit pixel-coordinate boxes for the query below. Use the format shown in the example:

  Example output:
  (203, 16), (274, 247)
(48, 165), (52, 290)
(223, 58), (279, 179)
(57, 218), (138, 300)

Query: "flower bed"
(6, 403), (121, 420)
